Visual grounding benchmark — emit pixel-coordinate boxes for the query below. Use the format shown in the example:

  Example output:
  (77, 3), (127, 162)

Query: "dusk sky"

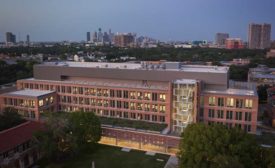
(0, 0), (274, 42)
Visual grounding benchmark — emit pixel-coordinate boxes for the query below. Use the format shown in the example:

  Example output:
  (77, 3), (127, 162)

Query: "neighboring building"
(215, 33), (229, 47)
(248, 65), (275, 86)
(103, 32), (110, 44)
(86, 32), (91, 42)
(92, 32), (98, 43)
(0, 121), (43, 168)
(114, 33), (135, 47)
(174, 44), (192, 48)
(267, 87), (275, 127)
(232, 58), (250, 65)
(248, 23), (271, 49)
(97, 28), (103, 42)
(225, 38), (244, 49)
(202, 89), (258, 133)
(0, 90), (57, 121)
(5, 32), (16, 44)
(26, 35), (30, 45)
(266, 49), (275, 58)
(220, 58), (250, 66)
(0, 61), (259, 153)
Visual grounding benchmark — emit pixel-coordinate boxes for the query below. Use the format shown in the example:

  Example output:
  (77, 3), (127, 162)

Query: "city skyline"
(0, 0), (275, 42)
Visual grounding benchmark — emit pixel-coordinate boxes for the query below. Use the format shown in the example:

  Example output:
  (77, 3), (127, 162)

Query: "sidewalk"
(164, 156), (178, 168)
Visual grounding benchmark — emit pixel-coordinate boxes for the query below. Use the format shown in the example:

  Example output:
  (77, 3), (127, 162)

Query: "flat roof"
(40, 61), (228, 74)
(2, 89), (55, 98)
(204, 88), (257, 96)
(23, 78), (169, 91)
(173, 79), (198, 84)
(254, 74), (275, 79)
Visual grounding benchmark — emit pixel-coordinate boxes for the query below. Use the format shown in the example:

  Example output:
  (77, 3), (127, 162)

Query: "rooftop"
(204, 88), (257, 96)
(2, 89), (55, 98)
(40, 61), (228, 74)
(23, 78), (169, 90)
(0, 121), (44, 153)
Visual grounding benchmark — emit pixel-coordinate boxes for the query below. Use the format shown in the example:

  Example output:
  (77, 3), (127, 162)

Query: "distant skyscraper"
(86, 32), (91, 42)
(5, 32), (16, 43)
(215, 33), (229, 47)
(225, 38), (244, 49)
(108, 29), (114, 43)
(97, 28), (103, 42)
(248, 23), (271, 49)
(103, 32), (109, 43)
(114, 33), (135, 47)
(26, 34), (30, 44)
(93, 32), (98, 42)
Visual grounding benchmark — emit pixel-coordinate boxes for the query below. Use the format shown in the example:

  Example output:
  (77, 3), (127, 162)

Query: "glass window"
(245, 112), (252, 121)
(226, 98), (234, 107)
(39, 100), (44, 107)
(218, 98), (224, 106)
(208, 109), (215, 118)
(144, 92), (151, 100)
(208, 97), (216, 106)
(245, 99), (253, 109)
(159, 105), (166, 113)
(226, 111), (233, 119)
(217, 110), (224, 118)
(159, 94), (166, 101)
(152, 93), (158, 101)
(235, 112), (242, 120)
(236, 99), (243, 108)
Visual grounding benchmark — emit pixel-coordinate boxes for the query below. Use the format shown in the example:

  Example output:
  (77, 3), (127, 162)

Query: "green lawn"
(100, 116), (167, 132)
(37, 144), (170, 168)
(41, 112), (168, 132)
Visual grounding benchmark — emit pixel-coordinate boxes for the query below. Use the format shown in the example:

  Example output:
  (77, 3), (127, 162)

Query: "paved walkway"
(164, 156), (178, 168)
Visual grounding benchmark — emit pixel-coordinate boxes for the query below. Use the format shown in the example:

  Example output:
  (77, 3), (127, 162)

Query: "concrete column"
(29, 154), (34, 165)
(19, 159), (24, 168)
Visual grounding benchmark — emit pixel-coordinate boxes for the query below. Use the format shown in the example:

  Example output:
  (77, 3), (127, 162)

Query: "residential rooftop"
(40, 61), (229, 73)
(1, 89), (55, 98)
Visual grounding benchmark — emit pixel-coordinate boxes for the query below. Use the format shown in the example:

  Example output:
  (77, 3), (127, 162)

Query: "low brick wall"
(101, 126), (181, 154)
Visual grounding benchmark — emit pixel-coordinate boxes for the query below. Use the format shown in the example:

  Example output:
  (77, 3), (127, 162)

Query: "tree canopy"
(34, 111), (101, 162)
(178, 123), (272, 168)
(0, 107), (25, 131)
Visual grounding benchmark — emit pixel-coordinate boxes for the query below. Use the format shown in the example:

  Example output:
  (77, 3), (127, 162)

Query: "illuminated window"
(144, 103), (150, 111)
(152, 104), (158, 112)
(130, 102), (135, 110)
(208, 97), (216, 106)
(130, 92), (136, 99)
(159, 94), (166, 101)
(226, 98), (234, 107)
(144, 92), (151, 100)
(159, 105), (166, 113)
(245, 99), (253, 109)
(50, 97), (54, 103)
(39, 100), (44, 107)
(137, 92), (143, 99)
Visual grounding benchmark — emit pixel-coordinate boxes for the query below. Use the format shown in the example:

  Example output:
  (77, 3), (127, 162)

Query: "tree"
(34, 111), (101, 162)
(67, 111), (101, 152)
(178, 123), (260, 168)
(34, 114), (71, 161)
(0, 107), (25, 131)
